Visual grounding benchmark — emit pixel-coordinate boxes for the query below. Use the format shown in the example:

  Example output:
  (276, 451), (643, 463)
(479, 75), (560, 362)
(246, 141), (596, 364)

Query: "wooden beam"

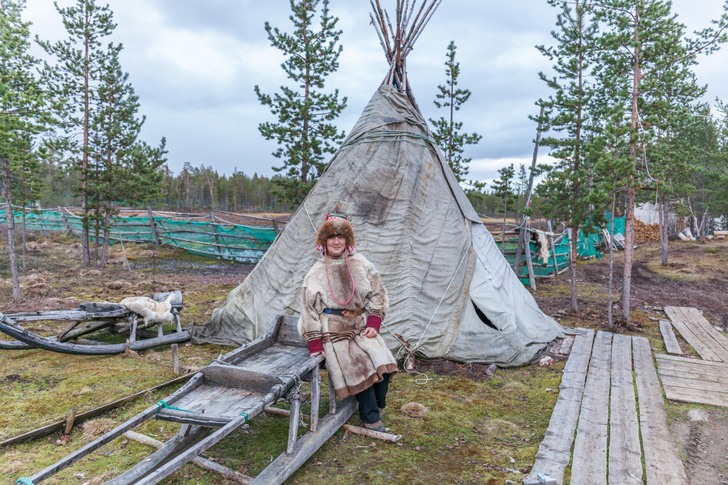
(123, 430), (253, 484)
(250, 397), (358, 485)
(524, 329), (594, 485)
(659, 320), (682, 355)
(633, 337), (688, 485)
(608, 335), (642, 484)
(570, 331), (612, 484)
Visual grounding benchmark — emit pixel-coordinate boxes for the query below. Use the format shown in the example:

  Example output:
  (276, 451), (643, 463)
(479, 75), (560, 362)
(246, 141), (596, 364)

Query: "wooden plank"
(203, 388), (255, 416)
(250, 397), (358, 485)
(632, 336), (688, 485)
(655, 353), (728, 368)
(682, 307), (728, 354)
(570, 331), (612, 485)
(524, 330), (594, 485)
(656, 357), (728, 374)
(659, 320), (682, 355)
(665, 306), (724, 361)
(663, 386), (728, 408)
(656, 364), (728, 384)
(559, 335), (574, 355)
(664, 316), (720, 361)
(139, 386), (282, 484)
(608, 335), (643, 484)
(659, 375), (728, 394)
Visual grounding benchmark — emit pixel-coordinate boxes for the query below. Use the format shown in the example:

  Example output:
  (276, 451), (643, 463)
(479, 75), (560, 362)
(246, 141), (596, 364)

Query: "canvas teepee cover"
(191, 84), (564, 365)
(190, 0), (564, 366)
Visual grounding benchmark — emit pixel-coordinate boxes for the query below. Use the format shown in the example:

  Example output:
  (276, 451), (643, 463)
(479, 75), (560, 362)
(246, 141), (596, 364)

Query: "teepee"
(191, 0), (564, 366)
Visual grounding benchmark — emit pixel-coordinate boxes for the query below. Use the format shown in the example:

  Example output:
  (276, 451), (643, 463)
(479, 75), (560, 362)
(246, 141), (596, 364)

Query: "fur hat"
(315, 216), (356, 252)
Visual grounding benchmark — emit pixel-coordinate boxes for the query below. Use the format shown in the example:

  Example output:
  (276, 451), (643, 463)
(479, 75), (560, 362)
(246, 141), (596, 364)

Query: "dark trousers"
(354, 373), (391, 424)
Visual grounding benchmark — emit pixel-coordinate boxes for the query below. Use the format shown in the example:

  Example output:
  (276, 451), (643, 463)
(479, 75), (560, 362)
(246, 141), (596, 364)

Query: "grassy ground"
(1, 231), (727, 484)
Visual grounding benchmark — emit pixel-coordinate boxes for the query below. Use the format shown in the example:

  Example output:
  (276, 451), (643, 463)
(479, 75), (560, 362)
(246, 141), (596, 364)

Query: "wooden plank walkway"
(524, 329), (594, 485)
(664, 306), (728, 361)
(659, 306), (728, 408)
(525, 331), (687, 485)
(656, 354), (728, 407)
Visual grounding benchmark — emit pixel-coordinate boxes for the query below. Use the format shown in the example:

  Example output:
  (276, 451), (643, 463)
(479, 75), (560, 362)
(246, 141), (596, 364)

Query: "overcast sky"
(24, 0), (728, 185)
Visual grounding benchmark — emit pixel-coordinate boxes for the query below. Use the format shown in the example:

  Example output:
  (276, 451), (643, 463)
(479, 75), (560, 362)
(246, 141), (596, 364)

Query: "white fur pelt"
(120, 293), (175, 325)
(535, 230), (551, 264)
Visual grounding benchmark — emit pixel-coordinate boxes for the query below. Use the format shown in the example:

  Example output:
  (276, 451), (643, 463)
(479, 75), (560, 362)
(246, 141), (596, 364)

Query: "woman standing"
(298, 216), (398, 432)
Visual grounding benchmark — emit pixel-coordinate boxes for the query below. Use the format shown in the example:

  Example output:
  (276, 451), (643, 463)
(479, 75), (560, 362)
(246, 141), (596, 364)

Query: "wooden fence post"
(58, 206), (71, 234)
(547, 221), (559, 276)
(147, 207), (160, 245)
(210, 212), (224, 260)
(523, 225), (537, 291)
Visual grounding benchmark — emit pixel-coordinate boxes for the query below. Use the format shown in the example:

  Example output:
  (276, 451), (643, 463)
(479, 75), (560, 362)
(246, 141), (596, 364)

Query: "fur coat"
(299, 252), (398, 399)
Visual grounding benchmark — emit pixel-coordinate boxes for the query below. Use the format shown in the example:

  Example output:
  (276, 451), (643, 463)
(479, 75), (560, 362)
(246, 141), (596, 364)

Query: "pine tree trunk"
(21, 208), (27, 271)
(569, 227), (578, 310)
(3, 162), (21, 303)
(81, 9), (91, 268)
(659, 192), (668, 265)
(100, 205), (111, 269)
(608, 191), (616, 328)
(622, 10), (640, 323)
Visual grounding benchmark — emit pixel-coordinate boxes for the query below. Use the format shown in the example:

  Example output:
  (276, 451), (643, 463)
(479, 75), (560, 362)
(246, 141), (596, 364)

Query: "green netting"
(0, 209), (277, 264)
(494, 235), (570, 285)
(577, 230), (602, 259)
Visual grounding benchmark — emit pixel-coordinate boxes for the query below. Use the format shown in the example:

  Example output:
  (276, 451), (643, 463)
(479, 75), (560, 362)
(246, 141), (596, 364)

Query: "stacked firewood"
(634, 219), (660, 243)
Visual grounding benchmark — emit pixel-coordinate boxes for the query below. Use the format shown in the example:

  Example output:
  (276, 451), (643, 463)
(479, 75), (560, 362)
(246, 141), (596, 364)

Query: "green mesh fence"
(494, 214), (627, 285)
(0, 209), (277, 264)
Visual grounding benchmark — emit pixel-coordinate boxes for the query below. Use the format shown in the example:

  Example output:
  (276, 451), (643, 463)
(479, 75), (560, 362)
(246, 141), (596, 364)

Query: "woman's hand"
(361, 327), (378, 338)
(311, 350), (326, 358)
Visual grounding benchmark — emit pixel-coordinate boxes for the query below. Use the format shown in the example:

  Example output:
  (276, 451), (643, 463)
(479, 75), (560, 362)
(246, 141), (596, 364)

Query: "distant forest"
(34, 159), (532, 218)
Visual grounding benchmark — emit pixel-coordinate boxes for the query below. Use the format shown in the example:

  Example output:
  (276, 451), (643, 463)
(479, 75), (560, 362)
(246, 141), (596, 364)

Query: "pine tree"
(429, 41), (482, 182)
(38, 0), (115, 268)
(595, 0), (728, 319)
(88, 42), (148, 267)
(254, 0), (347, 207)
(1, 0), (50, 302)
(491, 163), (515, 254)
(535, 0), (600, 310)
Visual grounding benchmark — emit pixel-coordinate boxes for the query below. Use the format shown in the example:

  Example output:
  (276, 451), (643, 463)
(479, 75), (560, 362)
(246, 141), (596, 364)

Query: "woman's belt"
(322, 308), (364, 317)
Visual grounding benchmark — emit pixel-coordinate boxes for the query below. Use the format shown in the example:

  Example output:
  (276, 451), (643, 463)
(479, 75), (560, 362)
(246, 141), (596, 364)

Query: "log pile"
(634, 219), (660, 243)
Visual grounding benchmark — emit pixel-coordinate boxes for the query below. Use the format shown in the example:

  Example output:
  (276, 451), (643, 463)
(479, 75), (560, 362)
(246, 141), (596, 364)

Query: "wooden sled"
(0, 291), (188, 355)
(18, 316), (357, 485)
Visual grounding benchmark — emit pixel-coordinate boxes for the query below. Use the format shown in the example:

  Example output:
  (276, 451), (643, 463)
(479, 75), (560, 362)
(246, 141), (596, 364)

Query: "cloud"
(22, 0), (728, 180)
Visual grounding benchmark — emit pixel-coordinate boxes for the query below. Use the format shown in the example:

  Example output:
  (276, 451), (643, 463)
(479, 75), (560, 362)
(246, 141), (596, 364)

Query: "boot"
(379, 407), (386, 419)
(364, 420), (386, 433)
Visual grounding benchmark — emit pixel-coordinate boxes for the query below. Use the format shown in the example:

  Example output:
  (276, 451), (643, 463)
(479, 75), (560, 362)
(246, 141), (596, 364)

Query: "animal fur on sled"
(535, 230), (551, 264)
(120, 293), (175, 325)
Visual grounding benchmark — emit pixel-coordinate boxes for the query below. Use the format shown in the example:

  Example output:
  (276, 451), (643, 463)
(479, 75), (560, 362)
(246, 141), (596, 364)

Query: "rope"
(324, 249), (356, 305)
(16, 478), (34, 485)
(383, 245), (470, 386)
(302, 200), (317, 234)
(275, 372), (307, 428)
(156, 400), (196, 415)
